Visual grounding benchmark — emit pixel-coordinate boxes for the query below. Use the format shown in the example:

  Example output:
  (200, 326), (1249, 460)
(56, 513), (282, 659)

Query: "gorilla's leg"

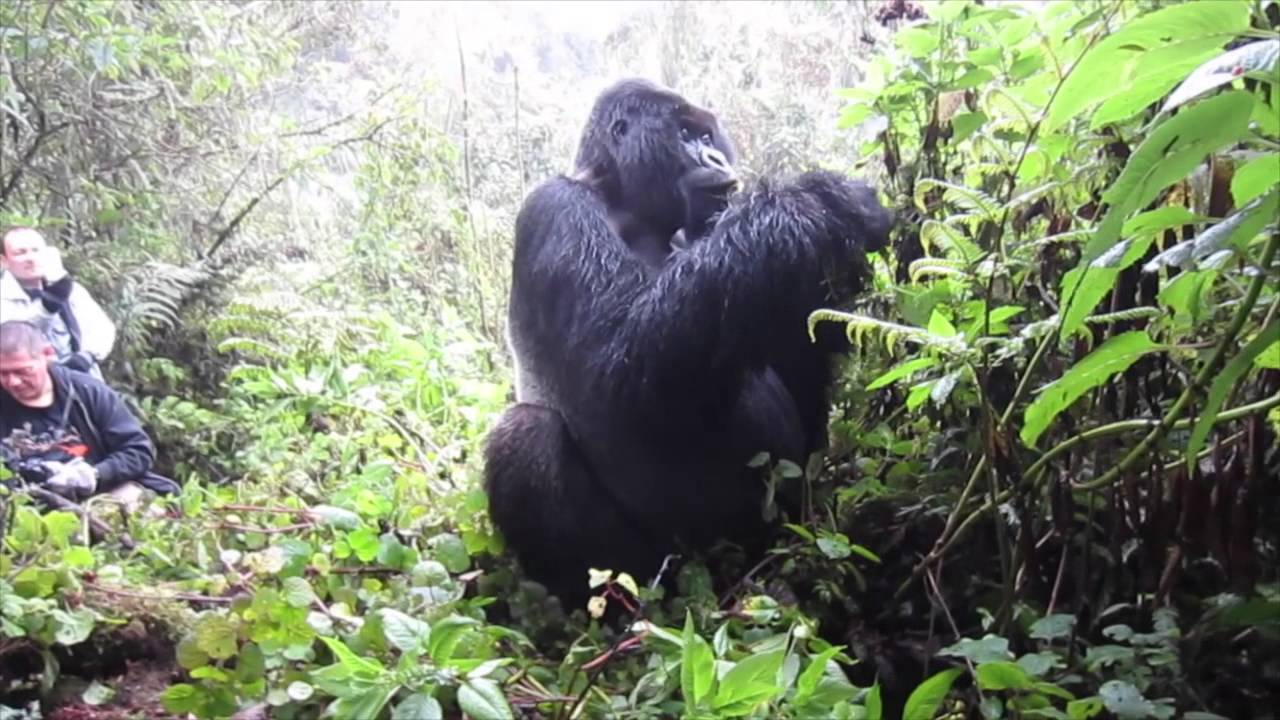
(484, 403), (662, 607)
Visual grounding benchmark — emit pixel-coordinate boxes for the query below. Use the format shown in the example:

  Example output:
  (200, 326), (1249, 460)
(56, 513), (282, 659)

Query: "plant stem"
(1073, 231), (1278, 491)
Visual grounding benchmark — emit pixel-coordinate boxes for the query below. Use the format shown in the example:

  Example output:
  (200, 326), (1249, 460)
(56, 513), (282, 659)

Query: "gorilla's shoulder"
(516, 176), (610, 239)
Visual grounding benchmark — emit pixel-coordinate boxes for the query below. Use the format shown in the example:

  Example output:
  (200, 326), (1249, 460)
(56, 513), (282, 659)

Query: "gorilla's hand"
(676, 164), (738, 246)
(794, 171), (893, 255)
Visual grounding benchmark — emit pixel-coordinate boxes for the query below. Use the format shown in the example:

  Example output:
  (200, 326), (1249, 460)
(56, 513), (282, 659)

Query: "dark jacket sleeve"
(76, 377), (155, 490)
(39, 276), (74, 314)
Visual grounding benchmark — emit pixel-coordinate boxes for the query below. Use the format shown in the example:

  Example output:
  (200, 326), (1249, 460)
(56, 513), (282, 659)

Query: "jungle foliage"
(1, 1), (1278, 719)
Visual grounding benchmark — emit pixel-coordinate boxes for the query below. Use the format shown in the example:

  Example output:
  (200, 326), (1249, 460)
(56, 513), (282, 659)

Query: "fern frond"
(808, 309), (969, 355)
(908, 257), (970, 283)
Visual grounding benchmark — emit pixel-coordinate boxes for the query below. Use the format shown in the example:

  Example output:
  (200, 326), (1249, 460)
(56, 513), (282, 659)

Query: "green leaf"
(161, 684), (200, 715)
(1018, 652), (1063, 677)
(393, 693), (444, 720)
(976, 661), (1034, 691)
(714, 649), (785, 712)
(1099, 680), (1160, 719)
(1232, 153), (1280, 207)
(1068, 697), (1105, 719)
(1044, 1), (1250, 132)
(320, 636), (385, 677)
(1091, 91), (1252, 263)
(1143, 191), (1279, 273)
(282, 576), (317, 608)
(82, 680), (115, 706)
(1030, 613), (1077, 641)
(1255, 341), (1280, 369)
(1163, 39), (1280, 113)
(1186, 322), (1280, 468)
(310, 505), (361, 529)
(682, 611), (716, 708)
(866, 682), (883, 720)
(903, 667), (962, 720)
(1090, 39), (1223, 129)
(939, 635), (1014, 664)
(195, 615), (238, 660)
(897, 27), (939, 58)
(43, 512), (80, 549)
(331, 684), (399, 720)
(381, 608), (431, 654)
(1062, 92), (1253, 335)
(1158, 270), (1215, 326)
(235, 643), (265, 683)
(795, 647), (844, 704)
(427, 615), (480, 663)
(458, 678), (514, 720)
(867, 357), (938, 391)
(53, 608), (95, 646)
(176, 636), (209, 670)
(63, 546), (94, 568)
(1021, 331), (1161, 447)
(287, 681), (314, 701)
(347, 528), (380, 563)
(429, 532), (470, 573)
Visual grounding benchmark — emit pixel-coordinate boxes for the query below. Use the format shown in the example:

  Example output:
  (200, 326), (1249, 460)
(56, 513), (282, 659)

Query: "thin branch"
(202, 120), (391, 259)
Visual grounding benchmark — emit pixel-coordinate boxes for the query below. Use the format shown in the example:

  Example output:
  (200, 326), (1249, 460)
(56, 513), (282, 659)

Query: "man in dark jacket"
(0, 320), (176, 509)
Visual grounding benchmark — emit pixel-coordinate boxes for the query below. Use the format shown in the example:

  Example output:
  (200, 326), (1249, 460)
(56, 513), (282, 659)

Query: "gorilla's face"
(576, 80), (738, 235)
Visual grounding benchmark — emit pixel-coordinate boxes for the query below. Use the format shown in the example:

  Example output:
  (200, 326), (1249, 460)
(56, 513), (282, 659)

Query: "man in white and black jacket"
(0, 227), (117, 379)
(0, 321), (176, 510)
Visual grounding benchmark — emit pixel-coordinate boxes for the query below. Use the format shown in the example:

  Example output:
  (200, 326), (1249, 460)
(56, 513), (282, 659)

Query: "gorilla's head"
(574, 79), (738, 236)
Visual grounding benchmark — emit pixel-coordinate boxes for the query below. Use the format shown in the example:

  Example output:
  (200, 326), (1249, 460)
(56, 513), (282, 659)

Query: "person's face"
(1, 231), (48, 283)
(0, 348), (54, 406)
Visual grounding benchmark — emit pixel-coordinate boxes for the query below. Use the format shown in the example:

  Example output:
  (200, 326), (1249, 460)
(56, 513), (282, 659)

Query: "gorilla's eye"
(680, 126), (714, 146)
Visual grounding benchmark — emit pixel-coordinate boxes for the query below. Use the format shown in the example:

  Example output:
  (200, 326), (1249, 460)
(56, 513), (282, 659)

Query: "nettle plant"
(808, 0), (1276, 717)
(823, 0), (1278, 475)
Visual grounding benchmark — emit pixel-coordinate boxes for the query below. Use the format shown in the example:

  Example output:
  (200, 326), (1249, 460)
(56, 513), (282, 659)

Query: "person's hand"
(62, 351), (97, 373)
(44, 458), (98, 500)
(39, 245), (68, 283)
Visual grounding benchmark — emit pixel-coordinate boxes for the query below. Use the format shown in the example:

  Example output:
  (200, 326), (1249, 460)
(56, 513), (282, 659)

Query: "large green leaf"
(975, 662), (1034, 691)
(1021, 331), (1162, 448)
(1163, 39), (1280, 113)
(1186, 322), (1280, 468)
(903, 667), (962, 720)
(1060, 91), (1253, 336)
(1231, 152), (1280, 206)
(457, 678), (514, 720)
(381, 608), (431, 654)
(681, 611), (716, 709)
(713, 649), (785, 714)
(1044, 1), (1250, 131)
(1089, 37), (1225, 129)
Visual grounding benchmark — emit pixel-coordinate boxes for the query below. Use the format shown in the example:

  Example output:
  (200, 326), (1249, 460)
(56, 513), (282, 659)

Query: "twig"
(211, 521), (315, 535)
(213, 504), (312, 515)
(83, 581), (234, 605)
(201, 120), (391, 259)
(718, 552), (782, 608)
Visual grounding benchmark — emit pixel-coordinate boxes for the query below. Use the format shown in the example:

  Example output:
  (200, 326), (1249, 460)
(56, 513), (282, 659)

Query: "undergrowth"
(3, 1), (1279, 719)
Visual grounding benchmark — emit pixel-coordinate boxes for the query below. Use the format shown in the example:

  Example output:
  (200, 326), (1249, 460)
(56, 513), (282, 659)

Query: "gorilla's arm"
(511, 169), (889, 414)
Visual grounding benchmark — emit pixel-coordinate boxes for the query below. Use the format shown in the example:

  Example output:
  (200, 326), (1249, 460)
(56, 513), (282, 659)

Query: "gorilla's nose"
(702, 147), (734, 176)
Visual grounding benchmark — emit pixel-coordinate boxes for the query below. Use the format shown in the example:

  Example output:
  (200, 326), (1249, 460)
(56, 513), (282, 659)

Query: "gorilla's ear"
(610, 119), (628, 140)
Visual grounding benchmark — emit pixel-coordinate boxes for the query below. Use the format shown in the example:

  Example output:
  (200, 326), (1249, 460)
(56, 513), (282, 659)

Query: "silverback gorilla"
(484, 79), (892, 604)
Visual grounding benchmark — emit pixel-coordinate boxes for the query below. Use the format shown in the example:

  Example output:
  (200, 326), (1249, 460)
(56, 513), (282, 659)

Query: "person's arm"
(81, 382), (154, 491)
(69, 284), (117, 361)
(37, 275), (74, 314)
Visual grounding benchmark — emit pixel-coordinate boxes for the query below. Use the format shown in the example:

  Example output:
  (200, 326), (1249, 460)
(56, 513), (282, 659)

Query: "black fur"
(485, 79), (892, 604)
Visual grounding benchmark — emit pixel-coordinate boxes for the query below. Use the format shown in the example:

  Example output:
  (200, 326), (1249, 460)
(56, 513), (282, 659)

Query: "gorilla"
(484, 79), (892, 604)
